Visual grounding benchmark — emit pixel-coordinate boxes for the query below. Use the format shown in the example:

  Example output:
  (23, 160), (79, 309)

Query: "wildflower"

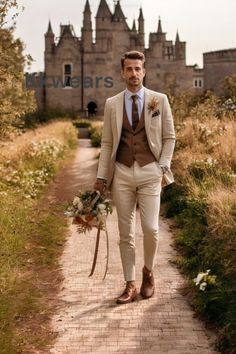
(193, 269), (217, 292)
(193, 270), (210, 286)
(73, 196), (81, 207)
(199, 282), (207, 291)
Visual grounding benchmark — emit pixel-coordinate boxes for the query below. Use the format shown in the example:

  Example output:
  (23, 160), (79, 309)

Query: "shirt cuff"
(96, 176), (107, 181)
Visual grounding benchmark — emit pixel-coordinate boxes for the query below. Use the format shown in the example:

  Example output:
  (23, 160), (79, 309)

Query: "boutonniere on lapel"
(148, 97), (160, 118)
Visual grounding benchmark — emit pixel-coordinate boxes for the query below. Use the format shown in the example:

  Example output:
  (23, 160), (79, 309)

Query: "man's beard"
(128, 77), (141, 86)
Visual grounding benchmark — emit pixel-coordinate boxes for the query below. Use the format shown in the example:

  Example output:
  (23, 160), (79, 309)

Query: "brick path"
(49, 140), (218, 354)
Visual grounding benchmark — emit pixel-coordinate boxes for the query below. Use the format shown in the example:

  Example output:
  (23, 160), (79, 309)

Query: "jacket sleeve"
(158, 94), (176, 168)
(96, 99), (113, 180)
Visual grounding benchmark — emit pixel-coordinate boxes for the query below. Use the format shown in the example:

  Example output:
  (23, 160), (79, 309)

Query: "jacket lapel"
(144, 88), (152, 135)
(115, 91), (125, 143)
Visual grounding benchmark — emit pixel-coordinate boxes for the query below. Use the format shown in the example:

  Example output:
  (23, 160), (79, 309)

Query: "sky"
(13, 0), (236, 72)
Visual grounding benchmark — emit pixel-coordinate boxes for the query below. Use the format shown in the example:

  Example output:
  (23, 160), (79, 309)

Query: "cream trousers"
(111, 161), (163, 281)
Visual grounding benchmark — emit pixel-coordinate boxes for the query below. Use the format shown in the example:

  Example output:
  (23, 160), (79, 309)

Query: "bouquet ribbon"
(89, 221), (109, 280)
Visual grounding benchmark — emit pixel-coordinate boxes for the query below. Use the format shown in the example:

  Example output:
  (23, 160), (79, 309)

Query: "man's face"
(121, 59), (146, 91)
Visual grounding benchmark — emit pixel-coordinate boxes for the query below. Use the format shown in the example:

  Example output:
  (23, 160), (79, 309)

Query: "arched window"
(64, 64), (72, 87)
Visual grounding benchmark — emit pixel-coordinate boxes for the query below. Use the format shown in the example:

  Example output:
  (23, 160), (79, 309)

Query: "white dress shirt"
(124, 86), (145, 126)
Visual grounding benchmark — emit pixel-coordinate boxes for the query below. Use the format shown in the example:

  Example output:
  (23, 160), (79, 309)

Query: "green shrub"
(163, 178), (236, 352)
(73, 119), (92, 129)
(22, 109), (78, 129)
(90, 126), (102, 147)
(161, 183), (187, 217)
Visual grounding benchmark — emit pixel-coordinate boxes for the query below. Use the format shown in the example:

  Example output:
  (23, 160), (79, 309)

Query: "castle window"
(64, 64), (72, 87)
(165, 46), (173, 60)
(193, 79), (203, 88)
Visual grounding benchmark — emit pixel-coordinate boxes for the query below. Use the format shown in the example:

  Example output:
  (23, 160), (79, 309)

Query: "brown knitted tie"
(131, 95), (139, 131)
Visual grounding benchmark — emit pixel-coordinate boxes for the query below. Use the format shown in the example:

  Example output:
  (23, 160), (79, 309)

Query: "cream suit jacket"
(96, 87), (176, 189)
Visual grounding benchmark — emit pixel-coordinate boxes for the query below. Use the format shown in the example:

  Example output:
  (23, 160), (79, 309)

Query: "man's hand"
(93, 178), (107, 195)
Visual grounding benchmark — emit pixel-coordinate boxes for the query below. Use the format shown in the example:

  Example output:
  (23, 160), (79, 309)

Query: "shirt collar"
(125, 86), (145, 100)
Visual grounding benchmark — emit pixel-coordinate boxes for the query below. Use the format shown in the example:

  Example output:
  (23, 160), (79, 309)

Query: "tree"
(0, 0), (36, 138)
(221, 74), (236, 102)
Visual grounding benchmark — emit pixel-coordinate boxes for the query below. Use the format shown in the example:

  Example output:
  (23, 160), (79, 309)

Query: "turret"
(175, 30), (180, 43)
(45, 20), (55, 53)
(174, 30), (186, 61)
(95, 0), (112, 49)
(82, 0), (93, 48)
(96, 0), (112, 26)
(157, 17), (166, 41)
(113, 0), (126, 22)
(138, 8), (144, 47)
(132, 19), (137, 33)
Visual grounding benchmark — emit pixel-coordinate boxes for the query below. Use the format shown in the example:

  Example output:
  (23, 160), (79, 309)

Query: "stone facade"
(28, 0), (205, 115)
(203, 48), (236, 95)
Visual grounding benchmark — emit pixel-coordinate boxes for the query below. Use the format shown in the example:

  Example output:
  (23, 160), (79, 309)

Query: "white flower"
(97, 204), (106, 211)
(73, 197), (83, 211)
(64, 211), (74, 217)
(200, 282), (207, 291)
(207, 157), (213, 165)
(193, 269), (212, 291)
(193, 272), (206, 286)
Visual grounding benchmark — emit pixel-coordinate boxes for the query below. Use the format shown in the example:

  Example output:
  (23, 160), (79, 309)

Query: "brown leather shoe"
(116, 282), (137, 304)
(140, 266), (155, 299)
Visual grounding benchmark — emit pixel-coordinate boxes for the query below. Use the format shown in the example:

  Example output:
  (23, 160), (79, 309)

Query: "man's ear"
(121, 69), (125, 79)
(143, 68), (146, 77)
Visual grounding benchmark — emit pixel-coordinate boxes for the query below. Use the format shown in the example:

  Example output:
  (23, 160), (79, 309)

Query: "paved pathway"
(49, 140), (218, 354)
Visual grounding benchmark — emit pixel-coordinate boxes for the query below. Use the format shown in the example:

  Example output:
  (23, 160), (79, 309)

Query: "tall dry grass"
(0, 120), (76, 163)
(0, 120), (77, 353)
(163, 94), (236, 352)
(207, 186), (236, 238)
(214, 120), (236, 170)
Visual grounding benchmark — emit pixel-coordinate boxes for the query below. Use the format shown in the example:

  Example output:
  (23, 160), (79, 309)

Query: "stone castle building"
(27, 0), (234, 115)
(203, 48), (236, 95)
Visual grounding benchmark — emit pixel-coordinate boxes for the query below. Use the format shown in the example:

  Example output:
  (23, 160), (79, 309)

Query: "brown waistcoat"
(116, 103), (156, 167)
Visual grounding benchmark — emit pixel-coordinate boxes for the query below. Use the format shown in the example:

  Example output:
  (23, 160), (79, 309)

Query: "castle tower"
(138, 7), (145, 48)
(175, 30), (180, 43)
(132, 19), (137, 33)
(95, 0), (112, 50)
(113, 0), (126, 22)
(130, 18), (139, 48)
(174, 30), (186, 62)
(82, 0), (93, 49)
(156, 17), (166, 42)
(45, 20), (55, 53)
(44, 20), (55, 84)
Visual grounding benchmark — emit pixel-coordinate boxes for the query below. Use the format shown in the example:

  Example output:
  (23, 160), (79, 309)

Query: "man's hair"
(121, 51), (145, 69)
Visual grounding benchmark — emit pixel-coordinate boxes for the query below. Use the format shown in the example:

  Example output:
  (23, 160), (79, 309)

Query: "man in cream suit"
(94, 51), (175, 304)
